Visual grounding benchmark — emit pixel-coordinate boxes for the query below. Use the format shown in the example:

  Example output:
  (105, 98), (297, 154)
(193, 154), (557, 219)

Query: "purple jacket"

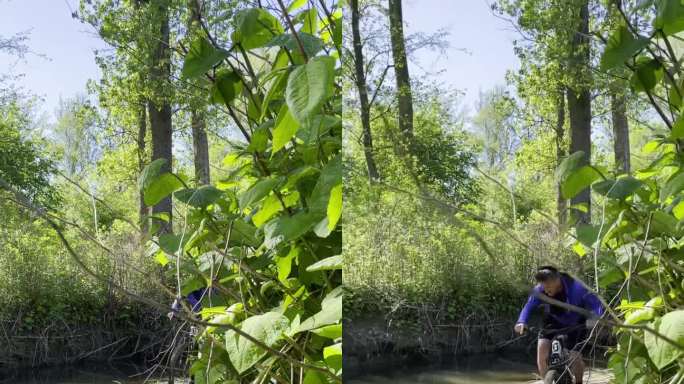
(517, 274), (604, 326)
(171, 288), (208, 314)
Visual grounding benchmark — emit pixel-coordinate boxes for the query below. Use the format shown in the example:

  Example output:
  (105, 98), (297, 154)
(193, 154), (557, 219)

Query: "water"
(0, 363), (178, 384)
(347, 354), (613, 384)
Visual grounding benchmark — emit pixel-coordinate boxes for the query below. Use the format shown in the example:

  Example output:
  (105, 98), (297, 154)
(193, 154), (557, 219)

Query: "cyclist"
(514, 266), (604, 383)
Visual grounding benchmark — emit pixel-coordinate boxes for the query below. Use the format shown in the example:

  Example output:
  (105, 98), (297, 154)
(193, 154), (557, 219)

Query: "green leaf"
(144, 173), (183, 206)
(600, 25), (649, 71)
(673, 200), (684, 220)
(287, 0), (307, 12)
(239, 177), (283, 210)
(210, 70), (243, 106)
(645, 310), (684, 370)
(561, 166), (601, 199)
(224, 311), (290, 374)
(312, 324), (342, 339)
(593, 177), (642, 200)
(296, 286), (342, 333)
(323, 342), (342, 373)
(309, 155), (342, 213)
(174, 186), (224, 208)
(264, 33), (324, 58)
(326, 183), (342, 231)
(661, 172), (684, 201)
(286, 56), (335, 125)
(555, 151), (586, 181)
(654, 0), (684, 36)
(301, 8), (318, 35)
(626, 307), (656, 325)
(231, 8), (284, 50)
(631, 58), (664, 93)
(651, 210), (678, 235)
(158, 233), (191, 255)
(277, 246), (298, 283)
(229, 220), (261, 248)
(138, 158), (167, 192)
(263, 211), (322, 249)
(306, 254), (342, 272)
(252, 194), (283, 227)
(577, 224), (601, 247)
(182, 37), (229, 79)
(671, 113), (684, 139)
(247, 122), (271, 153)
(272, 105), (300, 154)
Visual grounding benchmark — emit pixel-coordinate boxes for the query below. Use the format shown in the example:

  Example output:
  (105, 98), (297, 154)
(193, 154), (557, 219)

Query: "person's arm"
(517, 286), (543, 325)
(581, 288), (604, 318)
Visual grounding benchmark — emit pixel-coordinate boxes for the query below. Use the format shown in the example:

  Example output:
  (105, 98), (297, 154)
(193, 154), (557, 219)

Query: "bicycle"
(539, 324), (588, 384)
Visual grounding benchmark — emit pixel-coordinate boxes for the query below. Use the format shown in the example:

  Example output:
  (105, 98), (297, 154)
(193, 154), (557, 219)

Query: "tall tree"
(188, 0), (210, 186)
(567, 0), (592, 224)
(554, 87), (567, 224)
(350, 0), (380, 181)
(611, 91), (630, 174)
(387, 0), (415, 150)
(136, 103), (149, 229)
(148, 0), (173, 231)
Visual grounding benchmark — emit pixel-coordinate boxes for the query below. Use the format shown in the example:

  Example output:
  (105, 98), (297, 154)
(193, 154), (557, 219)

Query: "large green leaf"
(264, 33), (324, 58)
(593, 177), (642, 200)
(309, 155), (342, 213)
(561, 166), (601, 199)
(174, 186), (224, 208)
(144, 173), (183, 206)
(600, 25), (649, 71)
(224, 311), (290, 374)
(654, 0), (684, 36)
(306, 255), (342, 272)
(239, 177), (284, 210)
(272, 105), (300, 154)
(263, 211), (322, 249)
(555, 151), (586, 181)
(660, 172), (684, 201)
(671, 113), (684, 139)
(285, 56), (335, 125)
(323, 342), (342, 373)
(631, 58), (664, 93)
(644, 310), (684, 370)
(295, 286), (342, 333)
(210, 70), (243, 106)
(576, 224), (602, 248)
(138, 158), (167, 192)
(326, 183), (342, 231)
(231, 8), (284, 50)
(182, 37), (229, 79)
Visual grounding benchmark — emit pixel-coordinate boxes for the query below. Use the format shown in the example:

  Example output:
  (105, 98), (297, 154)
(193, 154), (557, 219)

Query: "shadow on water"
(0, 362), (179, 384)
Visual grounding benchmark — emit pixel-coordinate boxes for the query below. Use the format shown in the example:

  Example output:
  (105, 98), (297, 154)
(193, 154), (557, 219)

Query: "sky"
(0, 0), (521, 122)
(0, 0), (108, 122)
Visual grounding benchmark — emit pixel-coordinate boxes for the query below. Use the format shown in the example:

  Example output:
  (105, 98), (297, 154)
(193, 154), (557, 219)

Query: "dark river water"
(0, 363), (176, 384)
(346, 353), (613, 384)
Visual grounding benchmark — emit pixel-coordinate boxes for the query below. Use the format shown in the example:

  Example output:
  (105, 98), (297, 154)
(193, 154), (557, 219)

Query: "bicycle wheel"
(544, 369), (573, 384)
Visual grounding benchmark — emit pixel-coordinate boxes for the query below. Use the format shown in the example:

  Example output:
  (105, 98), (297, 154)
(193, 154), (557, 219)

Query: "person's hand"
(514, 323), (527, 335)
(167, 311), (175, 320)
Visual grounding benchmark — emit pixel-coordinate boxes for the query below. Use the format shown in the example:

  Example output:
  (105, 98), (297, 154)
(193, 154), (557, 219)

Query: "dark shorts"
(538, 321), (588, 351)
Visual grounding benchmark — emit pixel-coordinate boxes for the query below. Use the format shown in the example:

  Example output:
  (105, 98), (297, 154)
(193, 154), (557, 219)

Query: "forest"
(1, 0), (342, 383)
(344, 0), (684, 383)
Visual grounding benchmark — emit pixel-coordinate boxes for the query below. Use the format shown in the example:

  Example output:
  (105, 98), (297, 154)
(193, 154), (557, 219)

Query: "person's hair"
(534, 265), (560, 282)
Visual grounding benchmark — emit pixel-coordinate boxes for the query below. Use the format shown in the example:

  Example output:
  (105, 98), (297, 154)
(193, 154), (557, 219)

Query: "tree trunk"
(191, 112), (210, 185)
(388, 0), (414, 150)
(351, 0), (380, 182)
(555, 88), (567, 225)
(149, 1), (173, 233)
(567, 0), (591, 224)
(611, 92), (630, 175)
(137, 104), (149, 231)
(187, 0), (211, 186)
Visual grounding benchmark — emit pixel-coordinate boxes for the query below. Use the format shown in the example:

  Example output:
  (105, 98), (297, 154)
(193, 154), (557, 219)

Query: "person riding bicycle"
(514, 266), (604, 383)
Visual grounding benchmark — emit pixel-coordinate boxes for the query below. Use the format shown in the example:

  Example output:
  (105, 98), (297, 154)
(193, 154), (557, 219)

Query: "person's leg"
(569, 350), (584, 383)
(537, 338), (551, 377)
